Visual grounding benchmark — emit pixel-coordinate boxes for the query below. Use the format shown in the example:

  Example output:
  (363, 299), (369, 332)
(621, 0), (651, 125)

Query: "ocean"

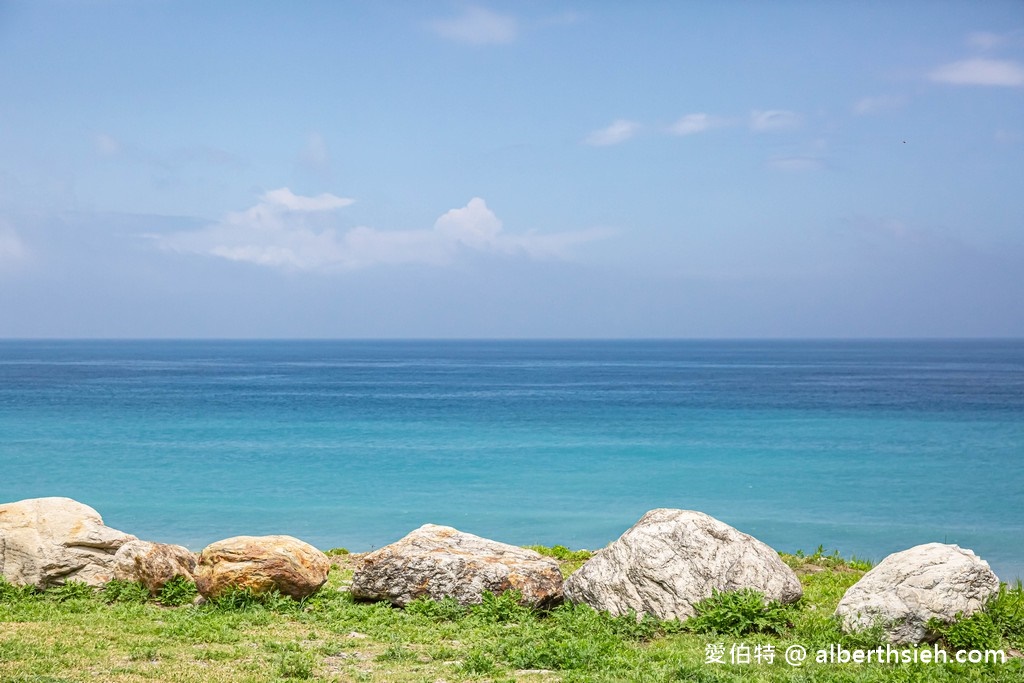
(1, 339), (1021, 581)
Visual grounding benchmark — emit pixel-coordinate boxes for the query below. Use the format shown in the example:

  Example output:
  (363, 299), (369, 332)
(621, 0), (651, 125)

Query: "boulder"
(350, 524), (563, 608)
(563, 509), (802, 621)
(835, 543), (999, 644)
(0, 497), (137, 588)
(194, 535), (329, 600)
(113, 540), (197, 595)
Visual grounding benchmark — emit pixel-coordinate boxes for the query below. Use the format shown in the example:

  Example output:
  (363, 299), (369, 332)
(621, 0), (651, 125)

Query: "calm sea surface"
(1, 340), (1021, 580)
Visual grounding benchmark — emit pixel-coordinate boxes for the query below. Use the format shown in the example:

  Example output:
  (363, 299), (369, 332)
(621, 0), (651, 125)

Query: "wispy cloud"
(966, 31), (1006, 51)
(749, 109), (802, 132)
(853, 94), (908, 116)
(429, 6), (518, 45)
(158, 190), (610, 271)
(929, 58), (1024, 86)
(584, 119), (640, 146)
(667, 113), (727, 136)
(0, 222), (28, 267)
(92, 132), (243, 169)
(298, 132), (331, 173)
(767, 156), (825, 172)
(95, 133), (122, 157)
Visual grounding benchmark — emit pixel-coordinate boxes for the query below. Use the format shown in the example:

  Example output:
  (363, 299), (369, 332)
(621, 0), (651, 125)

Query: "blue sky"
(0, 1), (1021, 338)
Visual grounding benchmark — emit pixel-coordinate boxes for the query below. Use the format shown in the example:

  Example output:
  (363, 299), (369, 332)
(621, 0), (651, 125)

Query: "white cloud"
(95, 133), (121, 157)
(667, 113), (726, 136)
(158, 191), (610, 271)
(584, 119), (640, 146)
(929, 58), (1024, 86)
(749, 109), (802, 132)
(0, 222), (28, 267)
(767, 156), (825, 172)
(260, 187), (352, 212)
(430, 6), (518, 45)
(299, 132), (331, 172)
(853, 94), (908, 116)
(967, 31), (1005, 51)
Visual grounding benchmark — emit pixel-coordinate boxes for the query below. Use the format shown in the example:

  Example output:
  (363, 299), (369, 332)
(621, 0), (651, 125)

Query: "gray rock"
(563, 508), (802, 621)
(0, 497), (137, 588)
(113, 540), (197, 595)
(835, 542), (999, 644)
(195, 535), (330, 600)
(350, 524), (564, 608)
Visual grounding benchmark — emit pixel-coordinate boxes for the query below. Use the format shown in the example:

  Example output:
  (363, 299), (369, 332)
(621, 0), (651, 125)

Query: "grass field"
(1, 547), (1021, 682)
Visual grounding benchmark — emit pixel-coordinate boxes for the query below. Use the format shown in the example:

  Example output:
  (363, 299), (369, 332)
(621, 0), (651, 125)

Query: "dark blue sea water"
(1, 340), (1021, 581)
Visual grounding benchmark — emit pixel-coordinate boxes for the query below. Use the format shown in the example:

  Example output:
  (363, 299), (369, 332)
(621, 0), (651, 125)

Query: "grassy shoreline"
(1, 548), (1021, 682)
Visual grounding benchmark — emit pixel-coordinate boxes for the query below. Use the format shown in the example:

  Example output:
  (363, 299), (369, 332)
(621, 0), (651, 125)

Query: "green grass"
(1, 550), (1020, 682)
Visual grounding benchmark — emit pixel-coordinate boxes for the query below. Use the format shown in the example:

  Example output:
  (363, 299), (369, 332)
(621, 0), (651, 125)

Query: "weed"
(685, 588), (794, 636)
(206, 585), (300, 612)
(276, 650), (315, 679)
(525, 544), (593, 562)
(324, 547), (350, 556)
(459, 648), (498, 675)
(987, 580), (1024, 645)
(405, 595), (468, 622)
(470, 590), (532, 623)
(790, 545), (873, 571)
(929, 611), (1002, 651)
(156, 576), (198, 606)
(0, 576), (38, 602)
(376, 640), (417, 662)
(102, 579), (149, 604)
(526, 544), (593, 575)
(46, 581), (96, 603)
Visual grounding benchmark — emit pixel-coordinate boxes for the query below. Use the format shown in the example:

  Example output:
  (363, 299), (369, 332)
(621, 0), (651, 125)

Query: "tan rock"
(195, 535), (329, 600)
(113, 540), (197, 595)
(564, 509), (803, 621)
(0, 497), (137, 588)
(350, 524), (564, 608)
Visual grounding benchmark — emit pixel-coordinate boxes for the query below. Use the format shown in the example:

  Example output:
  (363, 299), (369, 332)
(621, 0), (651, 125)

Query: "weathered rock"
(194, 535), (329, 600)
(113, 540), (197, 595)
(350, 524), (564, 608)
(0, 497), (137, 588)
(563, 509), (802, 621)
(835, 543), (999, 644)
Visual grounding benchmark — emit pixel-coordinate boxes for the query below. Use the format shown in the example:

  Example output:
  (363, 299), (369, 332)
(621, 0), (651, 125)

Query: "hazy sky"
(1, 1), (1022, 338)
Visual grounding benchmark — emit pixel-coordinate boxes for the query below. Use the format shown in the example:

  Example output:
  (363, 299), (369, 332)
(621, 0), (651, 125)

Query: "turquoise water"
(1, 340), (1022, 580)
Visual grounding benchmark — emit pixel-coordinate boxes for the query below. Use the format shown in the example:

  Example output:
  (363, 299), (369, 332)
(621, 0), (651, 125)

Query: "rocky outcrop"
(350, 524), (564, 608)
(113, 540), (197, 595)
(194, 535), (329, 600)
(0, 497), (137, 588)
(835, 543), (999, 644)
(563, 509), (802, 621)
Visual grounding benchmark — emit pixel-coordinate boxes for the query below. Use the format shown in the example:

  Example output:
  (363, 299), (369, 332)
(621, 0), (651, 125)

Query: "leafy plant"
(276, 650), (315, 679)
(47, 581), (97, 602)
(102, 579), (149, 604)
(929, 581), (1024, 651)
(470, 590), (532, 623)
(987, 580), (1024, 645)
(405, 595), (468, 622)
(323, 547), (350, 556)
(0, 576), (38, 602)
(685, 588), (794, 636)
(156, 576), (198, 606)
(459, 648), (498, 675)
(928, 611), (1002, 651)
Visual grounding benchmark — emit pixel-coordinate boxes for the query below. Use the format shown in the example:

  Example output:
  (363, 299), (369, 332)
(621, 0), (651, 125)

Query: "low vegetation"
(0, 548), (1020, 682)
